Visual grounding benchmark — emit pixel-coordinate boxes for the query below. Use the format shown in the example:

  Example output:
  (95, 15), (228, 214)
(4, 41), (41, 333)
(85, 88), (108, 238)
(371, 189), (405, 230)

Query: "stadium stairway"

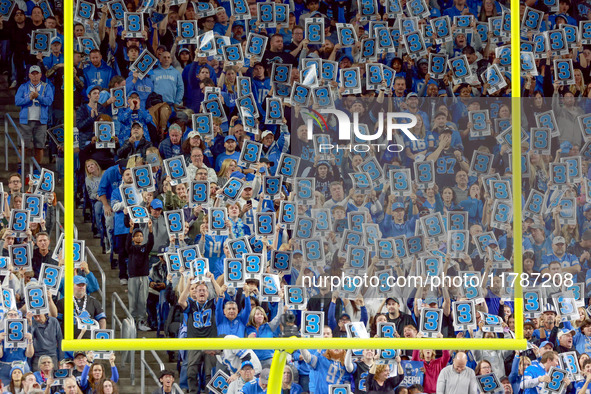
(0, 73), (180, 392)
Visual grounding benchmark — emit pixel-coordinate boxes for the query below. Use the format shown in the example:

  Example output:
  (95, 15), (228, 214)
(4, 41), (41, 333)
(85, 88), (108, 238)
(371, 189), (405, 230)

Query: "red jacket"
(412, 349), (450, 393)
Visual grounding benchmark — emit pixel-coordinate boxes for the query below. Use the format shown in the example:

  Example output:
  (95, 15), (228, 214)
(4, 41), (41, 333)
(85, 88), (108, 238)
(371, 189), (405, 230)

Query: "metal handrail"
(140, 348), (184, 394)
(111, 292), (136, 383)
(4, 114), (26, 192)
(56, 201), (78, 242)
(86, 246), (106, 312)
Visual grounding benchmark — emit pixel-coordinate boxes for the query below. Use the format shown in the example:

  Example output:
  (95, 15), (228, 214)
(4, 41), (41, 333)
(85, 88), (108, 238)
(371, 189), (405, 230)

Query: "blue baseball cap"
(231, 171), (246, 180)
(151, 199), (163, 209)
(86, 84), (101, 96)
(560, 141), (573, 154)
(74, 275), (87, 285)
(225, 135), (237, 142)
(241, 360), (254, 369)
(391, 202), (405, 210)
(540, 340), (554, 349)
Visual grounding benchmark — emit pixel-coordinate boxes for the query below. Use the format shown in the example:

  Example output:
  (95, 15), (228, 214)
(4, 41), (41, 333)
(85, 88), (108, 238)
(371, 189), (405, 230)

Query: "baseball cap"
(385, 297), (399, 305)
(225, 135), (237, 142)
(553, 236), (566, 245)
(259, 368), (270, 384)
(151, 199), (164, 210)
(187, 131), (200, 139)
(418, 58), (428, 65)
(261, 130), (274, 139)
(73, 275), (87, 285)
(178, 47), (190, 54)
(406, 92), (418, 99)
(540, 340), (554, 349)
(424, 296), (438, 305)
(74, 351), (86, 358)
(128, 90), (140, 97)
(86, 84), (101, 96)
(529, 223), (544, 230)
(29, 65), (41, 73)
(560, 141), (573, 154)
(259, 157), (274, 165)
(132, 228), (143, 236)
(391, 202), (405, 211)
(241, 360), (254, 369)
(558, 328), (576, 340)
(339, 313), (351, 320)
(132, 121), (143, 128)
(317, 160), (330, 168)
(544, 303), (557, 314)
(51, 36), (61, 44)
(61, 358), (75, 366)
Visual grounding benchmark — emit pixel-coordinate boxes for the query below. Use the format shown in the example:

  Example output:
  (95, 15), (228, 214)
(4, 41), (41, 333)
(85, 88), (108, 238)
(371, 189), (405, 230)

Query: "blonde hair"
(84, 159), (103, 177)
(217, 159), (238, 177)
(247, 306), (268, 327)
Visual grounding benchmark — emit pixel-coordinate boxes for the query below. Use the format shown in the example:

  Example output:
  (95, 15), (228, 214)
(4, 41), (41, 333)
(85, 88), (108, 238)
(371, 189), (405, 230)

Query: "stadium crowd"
(4, 0), (591, 391)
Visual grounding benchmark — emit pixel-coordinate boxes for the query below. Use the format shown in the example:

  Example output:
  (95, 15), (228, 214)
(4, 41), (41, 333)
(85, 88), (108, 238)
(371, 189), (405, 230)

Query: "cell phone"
(246, 200), (252, 205)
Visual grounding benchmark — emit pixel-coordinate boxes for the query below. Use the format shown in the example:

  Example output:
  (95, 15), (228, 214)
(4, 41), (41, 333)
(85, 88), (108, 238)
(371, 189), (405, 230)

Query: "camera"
(280, 311), (300, 338)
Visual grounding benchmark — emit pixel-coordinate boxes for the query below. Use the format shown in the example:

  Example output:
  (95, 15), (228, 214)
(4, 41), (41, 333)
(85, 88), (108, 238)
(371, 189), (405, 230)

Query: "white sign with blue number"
(189, 181), (210, 208)
(209, 207), (229, 235)
(25, 284), (49, 315)
(128, 205), (150, 224)
(554, 58), (575, 85)
(419, 307), (443, 338)
(40, 263), (63, 296)
(30, 29), (52, 56)
(535, 110), (559, 137)
(4, 319), (27, 348)
(131, 164), (155, 192)
(23, 193), (44, 223)
(164, 155), (189, 186)
(177, 20), (198, 45)
(207, 370), (230, 394)
(452, 300), (476, 331)
(130, 48), (158, 79)
(164, 209), (185, 239)
(260, 273), (281, 302)
(91, 329), (115, 359)
(476, 373), (503, 393)
(542, 367), (569, 394)
(553, 291), (579, 322)
(8, 209), (29, 236)
(419, 212), (446, 243)
(284, 285), (306, 310)
(447, 230), (469, 258)
(0, 0), (16, 21)
(469, 110), (491, 138)
(301, 311), (324, 338)
(124, 12), (144, 38)
(107, 0), (127, 26)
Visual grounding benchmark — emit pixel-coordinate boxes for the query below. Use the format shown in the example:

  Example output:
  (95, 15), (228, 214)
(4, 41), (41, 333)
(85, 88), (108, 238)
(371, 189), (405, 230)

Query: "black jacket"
(126, 231), (154, 277)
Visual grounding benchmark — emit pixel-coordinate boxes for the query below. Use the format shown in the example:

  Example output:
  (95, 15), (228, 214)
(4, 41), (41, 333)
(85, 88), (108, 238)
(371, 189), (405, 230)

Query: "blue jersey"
(202, 234), (227, 277)
(523, 362), (547, 394)
(309, 353), (351, 394)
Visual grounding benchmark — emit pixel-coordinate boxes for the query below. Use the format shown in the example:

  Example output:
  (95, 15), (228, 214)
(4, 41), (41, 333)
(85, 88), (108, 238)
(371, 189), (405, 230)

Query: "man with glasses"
(15, 65), (55, 167)
(51, 275), (106, 339)
(187, 146), (217, 183)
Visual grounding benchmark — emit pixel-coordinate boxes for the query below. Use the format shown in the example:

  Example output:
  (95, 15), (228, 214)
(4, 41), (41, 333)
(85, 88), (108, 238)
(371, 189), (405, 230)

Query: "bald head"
(453, 352), (468, 373)
(63, 377), (78, 394)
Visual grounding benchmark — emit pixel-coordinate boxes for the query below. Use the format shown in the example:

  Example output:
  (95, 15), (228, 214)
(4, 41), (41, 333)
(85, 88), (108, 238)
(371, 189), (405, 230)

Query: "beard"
(325, 349), (345, 364)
